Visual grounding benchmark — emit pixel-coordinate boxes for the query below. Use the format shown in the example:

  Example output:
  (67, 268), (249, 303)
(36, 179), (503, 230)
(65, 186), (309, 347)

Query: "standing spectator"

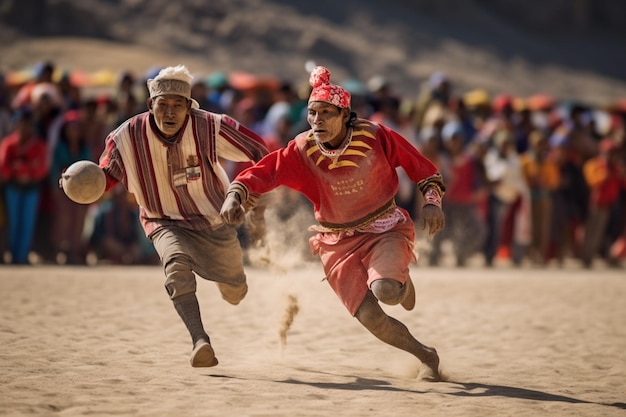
(371, 96), (421, 219)
(463, 89), (492, 133)
(366, 74), (394, 117)
(413, 71), (452, 133)
(81, 98), (109, 162)
(191, 75), (221, 112)
(483, 130), (530, 266)
(549, 132), (590, 265)
(0, 109), (48, 264)
(449, 97), (478, 147)
(221, 96), (267, 264)
(580, 138), (626, 268)
(429, 122), (486, 266)
(564, 103), (598, 164)
(29, 81), (65, 263)
(262, 81), (298, 138)
(206, 71), (231, 114)
(31, 82), (65, 160)
(485, 94), (516, 137)
(113, 91), (139, 127)
(607, 119), (626, 263)
(519, 131), (561, 265)
(50, 110), (93, 264)
(512, 101), (536, 154)
(0, 73), (14, 139)
(0, 73), (13, 258)
(115, 71), (137, 102)
(57, 70), (81, 110)
(11, 61), (58, 110)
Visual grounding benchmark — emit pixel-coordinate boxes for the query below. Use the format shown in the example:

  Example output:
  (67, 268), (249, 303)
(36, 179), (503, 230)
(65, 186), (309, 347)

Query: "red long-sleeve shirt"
(583, 157), (625, 207)
(233, 119), (442, 227)
(0, 132), (49, 186)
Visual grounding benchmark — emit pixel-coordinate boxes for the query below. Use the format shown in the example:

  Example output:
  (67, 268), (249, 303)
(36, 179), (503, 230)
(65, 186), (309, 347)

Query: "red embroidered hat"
(308, 66), (351, 109)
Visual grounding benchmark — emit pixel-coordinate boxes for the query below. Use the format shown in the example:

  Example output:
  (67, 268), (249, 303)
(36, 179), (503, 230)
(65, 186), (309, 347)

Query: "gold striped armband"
(417, 174), (445, 208)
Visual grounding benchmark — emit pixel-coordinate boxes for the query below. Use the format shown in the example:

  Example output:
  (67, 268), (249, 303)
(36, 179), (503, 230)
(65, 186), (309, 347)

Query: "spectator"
(81, 97), (109, 162)
(49, 110), (93, 264)
(519, 130), (561, 265)
(0, 73), (14, 139)
(549, 130), (590, 265)
(429, 122), (487, 266)
(116, 71), (136, 102)
(448, 97), (478, 147)
(580, 138), (626, 268)
(113, 91), (139, 127)
(206, 71), (231, 113)
(483, 130), (530, 266)
(191, 75), (221, 112)
(371, 96), (422, 219)
(57, 70), (81, 110)
(89, 184), (144, 265)
(413, 71), (452, 133)
(512, 101), (536, 154)
(11, 61), (58, 110)
(262, 81), (298, 138)
(0, 109), (49, 264)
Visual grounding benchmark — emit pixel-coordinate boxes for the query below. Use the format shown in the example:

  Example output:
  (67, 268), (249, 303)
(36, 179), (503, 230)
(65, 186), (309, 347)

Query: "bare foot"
(420, 346), (441, 381)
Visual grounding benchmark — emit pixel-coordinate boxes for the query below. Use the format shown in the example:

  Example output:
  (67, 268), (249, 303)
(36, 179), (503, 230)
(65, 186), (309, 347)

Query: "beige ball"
(62, 160), (106, 204)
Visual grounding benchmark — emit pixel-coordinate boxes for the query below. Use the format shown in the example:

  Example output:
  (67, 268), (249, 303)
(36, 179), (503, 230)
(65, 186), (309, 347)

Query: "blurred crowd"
(0, 60), (625, 268)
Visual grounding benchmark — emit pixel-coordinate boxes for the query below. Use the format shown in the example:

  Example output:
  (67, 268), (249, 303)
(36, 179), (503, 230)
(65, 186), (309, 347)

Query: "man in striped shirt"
(98, 65), (269, 367)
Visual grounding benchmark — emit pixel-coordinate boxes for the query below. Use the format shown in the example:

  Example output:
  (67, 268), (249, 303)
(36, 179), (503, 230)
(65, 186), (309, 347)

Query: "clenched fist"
(420, 204), (445, 237)
(220, 192), (245, 225)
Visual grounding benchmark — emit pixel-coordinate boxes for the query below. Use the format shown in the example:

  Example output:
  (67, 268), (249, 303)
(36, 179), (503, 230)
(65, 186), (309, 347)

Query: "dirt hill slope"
(2, 0), (625, 104)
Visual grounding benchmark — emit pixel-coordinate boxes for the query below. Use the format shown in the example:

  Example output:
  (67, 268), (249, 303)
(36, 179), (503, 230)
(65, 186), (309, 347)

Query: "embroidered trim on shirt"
(315, 199), (397, 232)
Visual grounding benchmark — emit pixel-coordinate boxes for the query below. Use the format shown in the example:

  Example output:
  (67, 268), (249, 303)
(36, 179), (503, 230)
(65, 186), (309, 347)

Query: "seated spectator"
(89, 184), (144, 265)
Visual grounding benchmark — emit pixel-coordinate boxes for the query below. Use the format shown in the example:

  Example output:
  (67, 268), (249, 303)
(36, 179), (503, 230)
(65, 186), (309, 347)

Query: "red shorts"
(309, 216), (416, 316)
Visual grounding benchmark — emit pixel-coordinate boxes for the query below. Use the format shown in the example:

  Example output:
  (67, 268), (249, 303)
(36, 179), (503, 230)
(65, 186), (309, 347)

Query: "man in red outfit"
(221, 66), (446, 379)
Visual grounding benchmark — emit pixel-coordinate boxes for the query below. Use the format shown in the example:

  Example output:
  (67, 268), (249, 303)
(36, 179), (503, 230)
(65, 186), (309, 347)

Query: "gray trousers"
(150, 224), (248, 302)
(581, 206), (611, 266)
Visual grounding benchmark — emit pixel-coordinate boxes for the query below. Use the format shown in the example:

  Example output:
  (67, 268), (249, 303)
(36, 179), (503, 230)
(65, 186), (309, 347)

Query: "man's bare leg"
(355, 291), (440, 380)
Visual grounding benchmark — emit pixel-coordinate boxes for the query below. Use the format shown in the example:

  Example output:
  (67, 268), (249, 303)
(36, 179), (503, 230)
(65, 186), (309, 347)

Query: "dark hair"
(14, 107), (33, 123)
(347, 111), (357, 127)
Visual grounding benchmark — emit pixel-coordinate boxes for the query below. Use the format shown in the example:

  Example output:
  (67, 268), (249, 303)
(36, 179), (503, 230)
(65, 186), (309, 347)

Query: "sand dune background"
(1, 256), (624, 416)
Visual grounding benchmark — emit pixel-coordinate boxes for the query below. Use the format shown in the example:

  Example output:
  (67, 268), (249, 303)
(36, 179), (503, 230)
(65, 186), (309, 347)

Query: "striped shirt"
(100, 109), (268, 236)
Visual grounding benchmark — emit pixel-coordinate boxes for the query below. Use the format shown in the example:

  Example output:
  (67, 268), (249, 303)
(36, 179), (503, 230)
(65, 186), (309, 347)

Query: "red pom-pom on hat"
(308, 66), (351, 109)
(309, 66), (331, 88)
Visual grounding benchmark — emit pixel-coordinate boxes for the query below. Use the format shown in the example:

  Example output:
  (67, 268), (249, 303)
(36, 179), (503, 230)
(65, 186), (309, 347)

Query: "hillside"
(2, 0), (626, 105)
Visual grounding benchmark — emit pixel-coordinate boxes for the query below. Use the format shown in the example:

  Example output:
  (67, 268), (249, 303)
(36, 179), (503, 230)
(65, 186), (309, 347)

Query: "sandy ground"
(0, 258), (624, 417)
